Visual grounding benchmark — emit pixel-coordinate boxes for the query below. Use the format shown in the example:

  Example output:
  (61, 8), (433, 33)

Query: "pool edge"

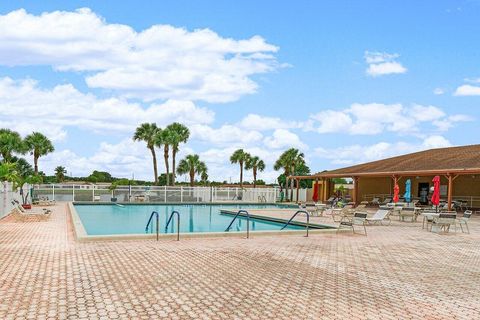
(68, 202), (347, 242)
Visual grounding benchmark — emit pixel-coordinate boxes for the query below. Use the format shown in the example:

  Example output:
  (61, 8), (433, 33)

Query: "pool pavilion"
(289, 144), (480, 210)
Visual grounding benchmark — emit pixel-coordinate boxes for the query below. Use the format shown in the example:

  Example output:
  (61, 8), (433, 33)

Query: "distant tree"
(165, 123), (190, 185)
(230, 149), (250, 188)
(87, 170), (114, 183)
(158, 173), (174, 186)
(23, 132), (54, 175)
(54, 166), (67, 182)
(176, 154), (207, 187)
(133, 123), (161, 184)
(200, 171), (209, 184)
(0, 129), (25, 162)
(245, 155), (265, 188)
(255, 179), (266, 186)
(333, 178), (348, 184)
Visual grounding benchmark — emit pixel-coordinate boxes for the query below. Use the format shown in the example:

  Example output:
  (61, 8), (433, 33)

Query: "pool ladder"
(225, 210), (251, 238)
(281, 210), (310, 237)
(145, 211), (159, 241)
(145, 210), (180, 241)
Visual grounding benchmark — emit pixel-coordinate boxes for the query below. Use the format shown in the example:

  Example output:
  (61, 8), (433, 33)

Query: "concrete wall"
(1, 182), (24, 219)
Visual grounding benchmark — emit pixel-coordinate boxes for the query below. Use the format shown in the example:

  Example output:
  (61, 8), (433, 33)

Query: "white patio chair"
(456, 210), (472, 234)
(338, 212), (368, 235)
(366, 209), (391, 225)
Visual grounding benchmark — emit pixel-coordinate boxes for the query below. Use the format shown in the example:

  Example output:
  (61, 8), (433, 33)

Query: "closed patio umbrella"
(393, 183), (400, 203)
(431, 175), (440, 212)
(404, 179), (411, 203)
(312, 182), (319, 202)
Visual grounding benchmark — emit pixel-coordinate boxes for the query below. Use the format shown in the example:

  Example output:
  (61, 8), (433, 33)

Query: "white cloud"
(408, 104), (445, 122)
(40, 139), (152, 179)
(0, 8), (280, 103)
(308, 103), (468, 136)
(190, 124), (263, 146)
(314, 136), (451, 167)
(239, 114), (300, 131)
(0, 77), (214, 141)
(263, 129), (307, 150)
(454, 84), (480, 96)
(433, 88), (445, 95)
(364, 51), (407, 77)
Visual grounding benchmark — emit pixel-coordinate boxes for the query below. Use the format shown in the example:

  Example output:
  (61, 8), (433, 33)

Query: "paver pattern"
(1, 204), (480, 319)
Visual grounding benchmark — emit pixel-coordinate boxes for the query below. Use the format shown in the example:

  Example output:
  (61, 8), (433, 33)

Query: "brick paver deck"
(1, 204), (479, 319)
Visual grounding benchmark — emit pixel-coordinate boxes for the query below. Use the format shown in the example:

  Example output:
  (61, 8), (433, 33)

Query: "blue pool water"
(74, 204), (305, 235)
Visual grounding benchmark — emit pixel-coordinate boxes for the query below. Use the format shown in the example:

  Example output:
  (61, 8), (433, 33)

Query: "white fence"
(1, 182), (25, 219)
(32, 184), (280, 203)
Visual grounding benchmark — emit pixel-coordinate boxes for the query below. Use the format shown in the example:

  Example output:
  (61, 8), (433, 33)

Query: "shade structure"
(312, 183), (319, 202)
(404, 179), (411, 203)
(393, 183), (400, 203)
(431, 175), (441, 206)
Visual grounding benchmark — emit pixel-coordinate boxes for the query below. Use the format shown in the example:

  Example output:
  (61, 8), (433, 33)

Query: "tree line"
(1, 126), (312, 194)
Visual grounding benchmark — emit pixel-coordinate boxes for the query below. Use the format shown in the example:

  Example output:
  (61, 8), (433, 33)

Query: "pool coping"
(68, 202), (344, 242)
(219, 209), (336, 229)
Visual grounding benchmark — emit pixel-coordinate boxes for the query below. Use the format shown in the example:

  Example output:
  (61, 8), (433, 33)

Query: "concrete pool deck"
(1, 203), (480, 319)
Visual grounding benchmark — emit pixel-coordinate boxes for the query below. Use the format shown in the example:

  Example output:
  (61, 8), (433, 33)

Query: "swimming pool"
(73, 203), (306, 236)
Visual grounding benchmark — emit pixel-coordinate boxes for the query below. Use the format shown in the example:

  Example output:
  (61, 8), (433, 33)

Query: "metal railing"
(281, 210), (310, 237)
(165, 210), (180, 241)
(32, 184), (280, 203)
(145, 211), (159, 241)
(225, 210), (251, 238)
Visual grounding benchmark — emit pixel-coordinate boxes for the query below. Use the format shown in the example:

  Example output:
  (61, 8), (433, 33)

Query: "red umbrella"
(393, 183), (400, 203)
(431, 175), (441, 207)
(312, 182), (319, 202)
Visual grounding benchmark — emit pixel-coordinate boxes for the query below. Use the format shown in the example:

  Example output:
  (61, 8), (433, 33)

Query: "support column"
(447, 174), (453, 211)
(353, 176), (359, 206)
(285, 177), (289, 201)
(315, 178), (319, 202)
(296, 178), (300, 203)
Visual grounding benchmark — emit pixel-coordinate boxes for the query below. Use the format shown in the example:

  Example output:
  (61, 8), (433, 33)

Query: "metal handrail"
(165, 210), (180, 241)
(145, 211), (159, 241)
(225, 210), (250, 238)
(281, 210), (310, 237)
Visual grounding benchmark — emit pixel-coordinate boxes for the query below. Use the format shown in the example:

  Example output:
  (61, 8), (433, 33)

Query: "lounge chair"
(370, 197), (380, 206)
(10, 201), (52, 222)
(338, 212), (368, 235)
(431, 212), (457, 233)
(456, 210), (472, 234)
(380, 197), (392, 206)
(366, 209), (391, 225)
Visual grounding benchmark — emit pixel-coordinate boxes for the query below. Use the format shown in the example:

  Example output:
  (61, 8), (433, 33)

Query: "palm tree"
(24, 132), (54, 175)
(55, 166), (67, 182)
(201, 171), (209, 185)
(230, 149), (250, 188)
(274, 148), (305, 201)
(160, 128), (173, 186)
(176, 154), (207, 187)
(0, 129), (25, 162)
(133, 123), (161, 184)
(0, 162), (19, 183)
(245, 155), (265, 188)
(166, 123), (190, 185)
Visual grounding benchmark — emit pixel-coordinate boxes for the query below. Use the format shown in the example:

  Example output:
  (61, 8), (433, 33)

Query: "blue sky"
(0, 1), (479, 182)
